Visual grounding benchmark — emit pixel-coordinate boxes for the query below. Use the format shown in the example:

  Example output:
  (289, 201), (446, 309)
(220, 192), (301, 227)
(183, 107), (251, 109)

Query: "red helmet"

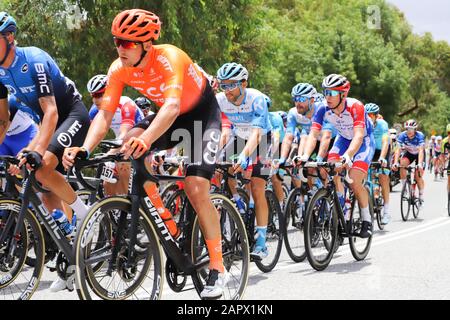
(112, 9), (161, 42)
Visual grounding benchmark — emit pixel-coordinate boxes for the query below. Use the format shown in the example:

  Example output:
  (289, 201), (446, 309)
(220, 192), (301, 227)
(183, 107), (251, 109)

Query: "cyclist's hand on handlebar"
(340, 153), (352, 168)
(63, 147), (88, 170)
(378, 157), (388, 167)
(391, 162), (399, 171)
(293, 155), (308, 167)
(121, 137), (150, 160)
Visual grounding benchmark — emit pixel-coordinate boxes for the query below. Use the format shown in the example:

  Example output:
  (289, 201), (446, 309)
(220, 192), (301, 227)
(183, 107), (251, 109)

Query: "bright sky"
(387, 0), (450, 43)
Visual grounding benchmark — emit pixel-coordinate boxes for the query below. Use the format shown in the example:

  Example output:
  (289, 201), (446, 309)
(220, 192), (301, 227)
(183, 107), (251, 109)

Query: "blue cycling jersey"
(372, 118), (390, 150)
(0, 47), (81, 120)
(397, 131), (425, 155)
(269, 112), (285, 142)
(216, 88), (272, 140)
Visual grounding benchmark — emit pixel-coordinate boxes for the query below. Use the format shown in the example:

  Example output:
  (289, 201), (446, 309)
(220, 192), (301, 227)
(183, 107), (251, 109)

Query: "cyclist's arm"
(240, 127), (263, 158)
(380, 134), (389, 160)
(297, 133), (308, 157)
(82, 109), (115, 152)
(301, 128), (320, 159)
(219, 126), (232, 150)
(280, 133), (294, 160)
(318, 130), (332, 160)
(33, 96), (58, 156)
(418, 145), (425, 166)
(0, 97), (10, 145)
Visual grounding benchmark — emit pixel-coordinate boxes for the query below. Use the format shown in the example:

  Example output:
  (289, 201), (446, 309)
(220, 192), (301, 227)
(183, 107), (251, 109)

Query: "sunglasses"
(91, 92), (104, 99)
(219, 82), (242, 91)
(323, 89), (342, 97)
(113, 37), (141, 49)
(292, 96), (309, 103)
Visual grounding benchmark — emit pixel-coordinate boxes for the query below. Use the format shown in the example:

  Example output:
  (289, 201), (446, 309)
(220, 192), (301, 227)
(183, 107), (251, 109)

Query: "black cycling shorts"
(401, 151), (425, 167)
(48, 99), (90, 173)
(134, 83), (221, 180)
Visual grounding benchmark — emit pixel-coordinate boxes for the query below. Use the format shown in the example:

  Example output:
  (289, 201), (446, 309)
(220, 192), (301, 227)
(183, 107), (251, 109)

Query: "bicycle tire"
(283, 187), (306, 263)
(400, 181), (411, 221)
(349, 187), (374, 261)
(0, 199), (45, 300)
(190, 193), (249, 300)
(75, 197), (163, 300)
(304, 189), (338, 271)
(254, 190), (284, 273)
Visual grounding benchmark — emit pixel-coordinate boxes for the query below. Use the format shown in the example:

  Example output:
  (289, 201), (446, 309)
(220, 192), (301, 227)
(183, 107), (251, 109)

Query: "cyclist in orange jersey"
(62, 9), (227, 299)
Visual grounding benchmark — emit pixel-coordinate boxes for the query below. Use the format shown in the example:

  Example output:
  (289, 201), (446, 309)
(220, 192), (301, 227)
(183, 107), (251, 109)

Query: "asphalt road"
(4, 171), (450, 300)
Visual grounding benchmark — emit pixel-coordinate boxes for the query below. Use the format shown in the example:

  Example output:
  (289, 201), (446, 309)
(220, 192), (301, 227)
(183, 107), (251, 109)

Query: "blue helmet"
(291, 83), (317, 98)
(0, 12), (17, 34)
(365, 103), (380, 114)
(217, 63), (248, 81)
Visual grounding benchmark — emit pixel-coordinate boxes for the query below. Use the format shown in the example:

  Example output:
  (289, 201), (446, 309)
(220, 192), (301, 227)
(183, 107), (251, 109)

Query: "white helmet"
(404, 119), (418, 130)
(87, 74), (108, 94)
(436, 136), (442, 141)
(217, 63), (248, 81)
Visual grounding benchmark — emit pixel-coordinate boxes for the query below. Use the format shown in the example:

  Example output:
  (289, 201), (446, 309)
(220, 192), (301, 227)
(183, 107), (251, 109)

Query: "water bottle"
(52, 209), (75, 238)
(159, 208), (180, 239)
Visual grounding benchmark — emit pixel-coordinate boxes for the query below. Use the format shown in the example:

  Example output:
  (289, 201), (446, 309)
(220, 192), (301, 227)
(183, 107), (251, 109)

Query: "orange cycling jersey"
(100, 44), (206, 115)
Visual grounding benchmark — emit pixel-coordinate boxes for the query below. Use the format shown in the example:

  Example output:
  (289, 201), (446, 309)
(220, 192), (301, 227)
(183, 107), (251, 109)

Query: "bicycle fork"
(3, 177), (31, 266)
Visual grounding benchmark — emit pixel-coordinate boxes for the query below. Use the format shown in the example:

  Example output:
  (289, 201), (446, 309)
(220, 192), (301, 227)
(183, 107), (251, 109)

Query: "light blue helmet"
(0, 12), (17, 34)
(365, 103), (380, 114)
(217, 63), (248, 81)
(291, 83), (317, 98)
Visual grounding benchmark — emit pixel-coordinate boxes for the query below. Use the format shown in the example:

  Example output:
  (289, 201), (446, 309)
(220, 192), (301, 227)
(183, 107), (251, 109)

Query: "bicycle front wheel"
(349, 187), (374, 261)
(254, 190), (284, 273)
(283, 188), (306, 263)
(400, 182), (411, 221)
(304, 189), (338, 271)
(75, 197), (163, 300)
(0, 199), (45, 300)
(190, 194), (249, 300)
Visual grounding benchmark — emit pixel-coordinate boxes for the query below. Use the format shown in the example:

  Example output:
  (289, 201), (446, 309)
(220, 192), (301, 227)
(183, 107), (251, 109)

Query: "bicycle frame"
(0, 168), (74, 268)
(304, 163), (353, 235)
(119, 155), (212, 275)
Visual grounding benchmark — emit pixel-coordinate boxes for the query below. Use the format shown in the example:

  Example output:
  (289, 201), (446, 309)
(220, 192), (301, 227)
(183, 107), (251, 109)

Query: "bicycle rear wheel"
(304, 189), (338, 271)
(374, 194), (385, 231)
(349, 187), (374, 261)
(0, 199), (45, 300)
(253, 190), (284, 273)
(75, 197), (163, 300)
(400, 182), (411, 221)
(412, 184), (421, 219)
(283, 188), (306, 263)
(190, 194), (249, 300)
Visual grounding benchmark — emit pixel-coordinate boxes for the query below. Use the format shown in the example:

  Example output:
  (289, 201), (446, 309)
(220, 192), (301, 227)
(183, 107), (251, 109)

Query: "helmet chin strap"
(133, 43), (147, 67)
